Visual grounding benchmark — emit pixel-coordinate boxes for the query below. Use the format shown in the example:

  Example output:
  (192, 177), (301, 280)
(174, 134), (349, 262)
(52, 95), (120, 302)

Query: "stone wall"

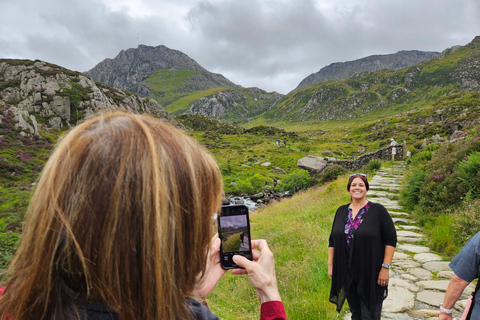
(297, 141), (406, 174)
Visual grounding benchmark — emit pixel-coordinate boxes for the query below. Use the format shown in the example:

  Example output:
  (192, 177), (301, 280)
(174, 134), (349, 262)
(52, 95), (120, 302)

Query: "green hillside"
(258, 36), (480, 123)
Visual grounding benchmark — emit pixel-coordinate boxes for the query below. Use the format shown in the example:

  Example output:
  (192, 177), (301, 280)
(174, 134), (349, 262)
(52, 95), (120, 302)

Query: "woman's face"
(349, 177), (367, 201)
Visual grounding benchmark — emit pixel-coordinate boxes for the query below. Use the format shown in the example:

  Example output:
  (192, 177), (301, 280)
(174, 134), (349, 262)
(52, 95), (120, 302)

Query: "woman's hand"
(377, 267), (389, 287)
(231, 239), (282, 303)
(193, 234), (227, 299)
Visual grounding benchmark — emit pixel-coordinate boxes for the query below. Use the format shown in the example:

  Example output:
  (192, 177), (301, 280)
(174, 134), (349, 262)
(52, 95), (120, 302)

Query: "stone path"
(344, 162), (472, 320)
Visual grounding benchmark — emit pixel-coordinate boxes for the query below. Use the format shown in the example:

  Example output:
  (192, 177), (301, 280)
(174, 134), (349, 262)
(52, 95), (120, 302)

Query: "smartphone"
(218, 204), (253, 269)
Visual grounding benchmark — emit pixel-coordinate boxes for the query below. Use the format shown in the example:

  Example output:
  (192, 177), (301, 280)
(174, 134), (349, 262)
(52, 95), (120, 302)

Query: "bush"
(318, 165), (346, 184)
(366, 159), (382, 171)
(279, 169), (311, 193)
(400, 169), (426, 210)
(234, 179), (255, 195)
(248, 173), (272, 193)
(457, 151), (480, 198)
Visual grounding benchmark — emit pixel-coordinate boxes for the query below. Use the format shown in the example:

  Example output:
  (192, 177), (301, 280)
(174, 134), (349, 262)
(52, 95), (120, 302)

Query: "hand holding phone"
(218, 204), (253, 269)
(232, 239), (282, 303)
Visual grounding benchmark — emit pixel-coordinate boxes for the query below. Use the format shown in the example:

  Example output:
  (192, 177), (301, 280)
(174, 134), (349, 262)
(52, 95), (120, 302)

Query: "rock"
(250, 193), (264, 200)
(407, 267), (433, 280)
(260, 162), (271, 167)
(413, 253), (443, 263)
(49, 117), (63, 129)
(297, 155), (328, 173)
(398, 244), (430, 253)
(382, 286), (415, 312)
(416, 290), (445, 307)
(422, 261), (451, 272)
(273, 167), (286, 174)
(437, 271), (455, 279)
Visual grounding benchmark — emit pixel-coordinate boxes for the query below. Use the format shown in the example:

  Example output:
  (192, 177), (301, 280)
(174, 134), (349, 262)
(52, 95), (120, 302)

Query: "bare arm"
(438, 274), (470, 320)
(377, 245), (395, 286)
(328, 247), (334, 280)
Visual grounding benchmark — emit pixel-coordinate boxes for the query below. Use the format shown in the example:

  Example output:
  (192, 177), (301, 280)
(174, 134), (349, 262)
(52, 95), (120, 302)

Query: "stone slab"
(437, 271), (455, 279)
(394, 252), (412, 260)
(390, 277), (419, 292)
(397, 236), (425, 243)
(407, 267), (433, 280)
(413, 253), (443, 263)
(397, 230), (425, 238)
(395, 260), (421, 269)
(416, 290), (445, 307)
(417, 280), (450, 291)
(398, 244), (430, 253)
(423, 261), (451, 272)
(393, 218), (412, 224)
(382, 286), (415, 312)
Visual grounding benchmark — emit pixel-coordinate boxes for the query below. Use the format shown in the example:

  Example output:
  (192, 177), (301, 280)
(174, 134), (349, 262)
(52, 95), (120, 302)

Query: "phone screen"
(218, 204), (253, 269)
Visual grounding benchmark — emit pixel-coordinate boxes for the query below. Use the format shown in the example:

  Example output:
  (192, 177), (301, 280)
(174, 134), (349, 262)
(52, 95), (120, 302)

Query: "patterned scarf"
(344, 203), (370, 247)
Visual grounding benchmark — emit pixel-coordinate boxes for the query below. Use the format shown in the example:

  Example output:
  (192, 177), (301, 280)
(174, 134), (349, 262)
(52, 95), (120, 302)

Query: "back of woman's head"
(0, 112), (223, 320)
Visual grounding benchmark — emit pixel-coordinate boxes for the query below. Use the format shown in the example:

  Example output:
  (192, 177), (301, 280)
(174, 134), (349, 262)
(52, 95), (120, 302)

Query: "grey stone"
(260, 162), (271, 167)
(390, 278), (419, 292)
(437, 271), (455, 279)
(413, 253), (443, 263)
(423, 261), (451, 272)
(395, 260), (421, 269)
(397, 236), (425, 243)
(407, 267), (433, 280)
(397, 230), (425, 238)
(382, 286), (415, 312)
(416, 290), (445, 307)
(401, 273), (417, 281)
(398, 244), (430, 253)
(393, 252), (411, 260)
(297, 155), (327, 173)
(417, 280), (451, 291)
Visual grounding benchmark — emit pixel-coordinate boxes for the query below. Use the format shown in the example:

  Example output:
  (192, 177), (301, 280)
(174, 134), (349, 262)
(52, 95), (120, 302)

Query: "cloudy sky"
(1, 0), (480, 94)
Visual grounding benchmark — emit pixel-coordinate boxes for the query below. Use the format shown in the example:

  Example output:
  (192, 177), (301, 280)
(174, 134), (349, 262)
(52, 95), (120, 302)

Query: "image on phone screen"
(218, 205), (253, 269)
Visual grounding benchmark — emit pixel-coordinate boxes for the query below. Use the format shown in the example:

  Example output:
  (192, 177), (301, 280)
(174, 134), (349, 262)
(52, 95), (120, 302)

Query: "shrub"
(318, 165), (346, 184)
(400, 169), (426, 210)
(234, 179), (255, 195)
(366, 159), (382, 171)
(457, 151), (480, 198)
(279, 169), (311, 193)
(453, 199), (480, 247)
(248, 173), (272, 193)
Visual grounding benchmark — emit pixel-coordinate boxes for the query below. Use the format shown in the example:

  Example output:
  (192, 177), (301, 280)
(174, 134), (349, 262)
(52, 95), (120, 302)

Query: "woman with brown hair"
(328, 173), (396, 320)
(0, 112), (285, 320)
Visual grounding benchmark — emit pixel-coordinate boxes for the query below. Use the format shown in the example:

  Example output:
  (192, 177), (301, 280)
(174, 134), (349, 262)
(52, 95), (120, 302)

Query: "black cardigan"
(328, 202), (397, 312)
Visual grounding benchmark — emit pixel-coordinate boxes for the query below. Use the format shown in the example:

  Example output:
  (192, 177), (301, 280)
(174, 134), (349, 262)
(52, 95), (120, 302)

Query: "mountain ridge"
(293, 50), (439, 92)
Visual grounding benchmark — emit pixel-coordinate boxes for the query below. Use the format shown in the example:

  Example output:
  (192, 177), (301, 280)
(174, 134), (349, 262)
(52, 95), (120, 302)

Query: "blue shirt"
(450, 231), (480, 316)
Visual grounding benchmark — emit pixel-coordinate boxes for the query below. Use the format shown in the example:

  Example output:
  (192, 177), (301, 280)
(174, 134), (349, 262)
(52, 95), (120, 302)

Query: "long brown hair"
(0, 112), (223, 320)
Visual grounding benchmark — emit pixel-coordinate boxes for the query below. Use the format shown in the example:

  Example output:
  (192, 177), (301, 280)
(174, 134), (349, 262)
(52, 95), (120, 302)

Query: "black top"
(328, 202), (397, 312)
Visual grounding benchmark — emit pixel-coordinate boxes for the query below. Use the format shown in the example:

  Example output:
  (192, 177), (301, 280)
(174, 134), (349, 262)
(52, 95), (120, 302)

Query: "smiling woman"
(327, 173), (397, 320)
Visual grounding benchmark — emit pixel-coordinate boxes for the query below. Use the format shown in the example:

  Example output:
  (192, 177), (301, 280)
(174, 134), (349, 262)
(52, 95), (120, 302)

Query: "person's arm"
(377, 245), (395, 286)
(328, 247), (334, 280)
(438, 274), (470, 320)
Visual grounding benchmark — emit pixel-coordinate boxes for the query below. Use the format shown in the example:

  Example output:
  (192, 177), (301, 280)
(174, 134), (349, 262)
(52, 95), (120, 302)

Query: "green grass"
(208, 177), (350, 319)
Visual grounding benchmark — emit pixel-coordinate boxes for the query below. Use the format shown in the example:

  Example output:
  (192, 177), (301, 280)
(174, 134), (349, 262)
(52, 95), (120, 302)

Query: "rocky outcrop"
(294, 50), (439, 91)
(85, 44), (238, 96)
(0, 59), (178, 137)
(183, 88), (283, 121)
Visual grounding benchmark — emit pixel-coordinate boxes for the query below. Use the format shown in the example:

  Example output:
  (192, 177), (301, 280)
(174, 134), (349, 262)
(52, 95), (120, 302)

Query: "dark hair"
(347, 174), (369, 191)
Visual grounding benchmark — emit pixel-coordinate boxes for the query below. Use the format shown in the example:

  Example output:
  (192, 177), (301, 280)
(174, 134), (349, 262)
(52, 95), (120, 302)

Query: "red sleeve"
(260, 301), (287, 320)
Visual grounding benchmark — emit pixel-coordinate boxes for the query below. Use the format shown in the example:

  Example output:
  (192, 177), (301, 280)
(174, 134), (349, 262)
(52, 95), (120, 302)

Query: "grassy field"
(207, 176), (351, 319)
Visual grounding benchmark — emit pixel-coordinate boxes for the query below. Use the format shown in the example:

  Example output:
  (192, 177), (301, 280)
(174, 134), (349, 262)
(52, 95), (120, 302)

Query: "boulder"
(297, 155), (328, 173)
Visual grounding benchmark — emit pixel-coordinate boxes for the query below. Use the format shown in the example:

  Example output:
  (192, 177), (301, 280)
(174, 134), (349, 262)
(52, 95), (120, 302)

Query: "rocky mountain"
(262, 36), (480, 122)
(85, 45), (284, 124)
(294, 50), (439, 91)
(85, 44), (238, 97)
(0, 59), (177, 138)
